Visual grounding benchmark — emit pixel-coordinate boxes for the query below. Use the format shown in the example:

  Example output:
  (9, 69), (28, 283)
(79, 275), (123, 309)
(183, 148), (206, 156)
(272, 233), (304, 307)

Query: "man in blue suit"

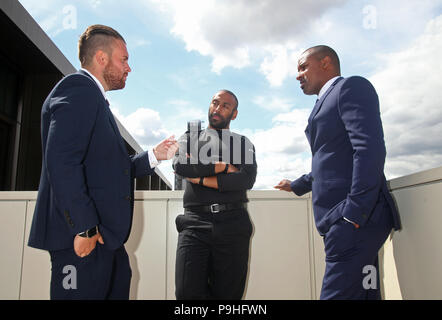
(275, 45), (401, 299)
(28, 25), (178, 299)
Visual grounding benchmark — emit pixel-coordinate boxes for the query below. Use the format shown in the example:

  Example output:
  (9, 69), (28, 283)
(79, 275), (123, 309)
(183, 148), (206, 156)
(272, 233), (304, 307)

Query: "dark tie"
(313, 98), (320, 110)
(308, 98), (320, 124)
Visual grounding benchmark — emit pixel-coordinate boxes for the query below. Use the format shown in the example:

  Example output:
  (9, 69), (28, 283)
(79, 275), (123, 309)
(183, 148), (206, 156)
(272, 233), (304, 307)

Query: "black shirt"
(173, 128), (257, 207)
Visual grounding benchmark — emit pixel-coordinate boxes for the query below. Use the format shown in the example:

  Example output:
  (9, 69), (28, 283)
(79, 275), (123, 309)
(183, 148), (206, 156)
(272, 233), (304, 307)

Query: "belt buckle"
(210, 204), (221, 213)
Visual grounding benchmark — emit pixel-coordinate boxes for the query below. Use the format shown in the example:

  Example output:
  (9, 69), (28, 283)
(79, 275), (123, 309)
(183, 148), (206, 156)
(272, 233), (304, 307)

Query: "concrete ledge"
(389, 166), (442, 191)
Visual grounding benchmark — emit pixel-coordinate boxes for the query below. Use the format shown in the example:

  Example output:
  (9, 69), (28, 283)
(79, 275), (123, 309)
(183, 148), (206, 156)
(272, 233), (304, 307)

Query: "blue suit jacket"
(28, 70), (155, 251)
(291, 76), (401, 235)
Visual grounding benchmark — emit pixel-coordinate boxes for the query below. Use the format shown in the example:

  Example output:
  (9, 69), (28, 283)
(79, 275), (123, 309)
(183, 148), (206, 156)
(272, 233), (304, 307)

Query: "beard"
(103, 61), (127, 91)
(208, 110), (234, 129)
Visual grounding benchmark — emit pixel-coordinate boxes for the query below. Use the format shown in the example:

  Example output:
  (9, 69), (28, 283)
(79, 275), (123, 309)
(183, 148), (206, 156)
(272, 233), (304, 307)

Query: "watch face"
(88, 226), (97, 237)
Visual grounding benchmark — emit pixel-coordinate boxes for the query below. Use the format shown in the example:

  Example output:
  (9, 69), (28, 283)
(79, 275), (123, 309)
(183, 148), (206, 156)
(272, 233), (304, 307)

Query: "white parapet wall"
(0, 166), (441, 300)
(381, 166), (442, 299)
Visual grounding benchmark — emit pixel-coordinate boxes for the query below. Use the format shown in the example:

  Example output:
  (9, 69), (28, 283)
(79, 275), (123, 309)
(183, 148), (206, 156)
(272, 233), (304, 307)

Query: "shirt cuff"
(149, 148), (161, 168)
(343, 217), (360, 228)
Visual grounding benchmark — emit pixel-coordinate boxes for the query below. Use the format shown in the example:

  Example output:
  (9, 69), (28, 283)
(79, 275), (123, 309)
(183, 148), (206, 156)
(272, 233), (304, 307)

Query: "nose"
(296, 72), (303, 81)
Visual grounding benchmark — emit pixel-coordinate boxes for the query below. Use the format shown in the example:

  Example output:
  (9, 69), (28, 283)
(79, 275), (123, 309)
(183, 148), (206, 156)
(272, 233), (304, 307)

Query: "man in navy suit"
(275, 45), (400, 299)
(28, 25), (178, 299)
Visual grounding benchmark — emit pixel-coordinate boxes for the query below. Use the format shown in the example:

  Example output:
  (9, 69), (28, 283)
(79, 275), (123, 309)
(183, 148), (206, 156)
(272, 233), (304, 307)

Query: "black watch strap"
(222, 163), (229, 174)
(78, 226), (98, 238)
(199, 177), (204, 186)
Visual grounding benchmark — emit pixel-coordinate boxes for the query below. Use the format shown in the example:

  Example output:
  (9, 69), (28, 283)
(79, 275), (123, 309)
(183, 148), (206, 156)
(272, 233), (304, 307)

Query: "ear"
(95, 50), (109, 67)
(231, 108), (238, 121)
(321, 56), (332, 70)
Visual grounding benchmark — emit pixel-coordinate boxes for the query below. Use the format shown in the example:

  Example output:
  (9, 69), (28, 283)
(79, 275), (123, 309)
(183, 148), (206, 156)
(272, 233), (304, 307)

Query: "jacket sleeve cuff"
(290, 175), (312, 196)
(341, 198), (369, 228)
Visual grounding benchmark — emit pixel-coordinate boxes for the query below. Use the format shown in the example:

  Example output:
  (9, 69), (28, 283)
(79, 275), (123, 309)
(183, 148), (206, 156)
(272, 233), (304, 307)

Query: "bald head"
(217, 89), (239, 110)
(296, 45), (341, 95)
(304, 45), (341, 74)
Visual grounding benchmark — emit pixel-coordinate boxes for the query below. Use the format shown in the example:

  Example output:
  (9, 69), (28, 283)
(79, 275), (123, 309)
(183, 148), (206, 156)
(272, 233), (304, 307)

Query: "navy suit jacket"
(291, 76), (401, 235)
(28, 70), (155, 251)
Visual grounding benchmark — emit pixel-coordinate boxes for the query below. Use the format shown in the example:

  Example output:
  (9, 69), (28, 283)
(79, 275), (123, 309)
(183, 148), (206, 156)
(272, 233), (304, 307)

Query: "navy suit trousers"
(49, 245), (131, 300)
(320, 203), (394, 300)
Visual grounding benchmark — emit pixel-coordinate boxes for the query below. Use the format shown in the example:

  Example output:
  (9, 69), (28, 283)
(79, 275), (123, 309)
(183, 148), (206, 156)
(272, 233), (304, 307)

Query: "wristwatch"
(222, 163), (229, 174)
(78, 226), (98, 238)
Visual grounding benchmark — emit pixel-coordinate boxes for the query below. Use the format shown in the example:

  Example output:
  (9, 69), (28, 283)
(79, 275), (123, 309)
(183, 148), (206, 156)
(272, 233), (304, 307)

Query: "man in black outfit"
(173, 90), (257, 299)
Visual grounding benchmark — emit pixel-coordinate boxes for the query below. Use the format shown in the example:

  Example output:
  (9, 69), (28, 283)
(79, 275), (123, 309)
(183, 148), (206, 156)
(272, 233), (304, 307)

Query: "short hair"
(305, 45), (340, 73)
(218, 89), (239, 110)
(78, 24), (126, 67)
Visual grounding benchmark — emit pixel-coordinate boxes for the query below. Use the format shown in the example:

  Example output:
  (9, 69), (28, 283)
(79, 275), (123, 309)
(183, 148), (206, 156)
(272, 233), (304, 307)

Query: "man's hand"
(214, 162), (239, 174)
(153, 135), (179, 160)
(274, 179), (293, 192)
(186, 177), (200, 185)
(73, 232), (104, 258)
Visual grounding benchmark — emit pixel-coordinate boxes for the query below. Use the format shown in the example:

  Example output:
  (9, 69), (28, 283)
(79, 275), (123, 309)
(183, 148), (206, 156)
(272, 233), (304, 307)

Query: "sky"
(18, 0), (442, 189)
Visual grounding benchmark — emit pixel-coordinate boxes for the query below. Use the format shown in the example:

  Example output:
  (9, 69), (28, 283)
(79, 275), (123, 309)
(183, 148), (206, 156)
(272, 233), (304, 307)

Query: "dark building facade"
(0, 0), (171, 191)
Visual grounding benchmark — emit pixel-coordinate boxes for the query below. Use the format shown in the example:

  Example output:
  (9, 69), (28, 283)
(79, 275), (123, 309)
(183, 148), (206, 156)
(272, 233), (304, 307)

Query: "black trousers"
(175, 208), (253, 300)
(49, 244), (131, 300)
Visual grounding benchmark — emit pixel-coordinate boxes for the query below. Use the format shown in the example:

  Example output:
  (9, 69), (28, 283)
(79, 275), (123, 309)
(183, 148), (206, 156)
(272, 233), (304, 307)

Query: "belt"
(185, 202), (247, 214)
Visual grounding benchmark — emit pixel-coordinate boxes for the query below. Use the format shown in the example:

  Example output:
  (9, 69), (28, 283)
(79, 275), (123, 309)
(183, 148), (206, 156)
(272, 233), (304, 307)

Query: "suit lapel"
(305, 77), (343, 146)
(307, 99), (320, 125)
(310, 77), (343, 123)
(105, 99), (130, 157)
(77, 70), (129, 158)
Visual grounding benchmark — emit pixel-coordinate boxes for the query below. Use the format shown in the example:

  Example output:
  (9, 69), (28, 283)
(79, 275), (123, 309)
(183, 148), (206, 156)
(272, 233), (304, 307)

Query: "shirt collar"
(80, 67), (107, 100)
(317, 76), (341, 100)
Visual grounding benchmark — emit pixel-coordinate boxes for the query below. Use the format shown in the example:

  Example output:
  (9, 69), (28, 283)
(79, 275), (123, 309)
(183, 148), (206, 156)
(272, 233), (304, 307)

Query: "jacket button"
(124, 169), (129, 175)
(125, 196), (131, 201)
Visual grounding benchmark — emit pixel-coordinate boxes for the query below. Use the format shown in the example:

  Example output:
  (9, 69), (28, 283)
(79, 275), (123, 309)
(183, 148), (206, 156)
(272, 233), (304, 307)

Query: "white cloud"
(164, 100), (207, 136)
(253, 108), (310, 155)
(147, 0), (348, 76)
(370, 14), (442, 179)
(253, 95), (294, 112)
(240, 107), (312, 189)
(259, 44), (303, 87)
(110, 105), (169, 149)
(146, 0), (442, 89)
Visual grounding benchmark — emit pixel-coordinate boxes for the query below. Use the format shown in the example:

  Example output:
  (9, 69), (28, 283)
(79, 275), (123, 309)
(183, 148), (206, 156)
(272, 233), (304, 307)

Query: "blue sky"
(19, 0), (442, 189)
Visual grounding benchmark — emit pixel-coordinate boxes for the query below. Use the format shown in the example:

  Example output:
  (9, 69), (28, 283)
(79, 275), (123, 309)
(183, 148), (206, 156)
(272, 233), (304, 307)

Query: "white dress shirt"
(317, 76), (341, 100)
